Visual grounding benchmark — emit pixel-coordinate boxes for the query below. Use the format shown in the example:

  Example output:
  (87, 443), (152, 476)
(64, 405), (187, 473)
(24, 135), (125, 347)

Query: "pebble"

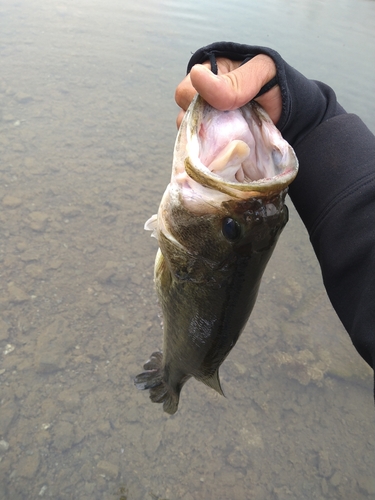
(16, 317), (30, 335)
(2, 114), (16, 122)
(19, 250), (40, 262)
(35, 319), (74, 373)
(38, 485), (48, 497)
(0, 318), (10, 341)
(97, 420), (111, 435)
(318, 450), (332, 478)
(17, 452), (40, 478)
(0, 440), (9, 453)
(2, 195), (22, 208)
(321, 478), (329, 496)
(8, 283), (29, 303)
(0, 401), (18, 436)
(330, 470), (342, 487)
(96, 267), (117, 284)
(84, 245), (96, 254)
(12, 143), (25, 153)
(232, 360), (247, 375)
(358, 475), (375, 495)
(28, 211), (49, 232)
(220, 470), (237, 486)
(97, 294), (112, 305)
(80, 462), (92, 481)
(3, 344), (15, 355)
(60, 207), (82, 218)
(57, 390), (81, 411)
(15, 91), (33, 103)
(16, 241), (28, 252)
(181, 493), (194, 500)
(53, 421), (75, 452)
(24, 157), (36, 168)
(35, 353), (64, 374)
(226, 449), (250, 468)
(96, 460), (119, 479)
(48, 258), (63, 270)
(142, 429), (162, 458)
(25, 264), (44, 279)
(130, 273), (143, 285)
(125, 406), (139, 423)
(107, 305), (126, 322)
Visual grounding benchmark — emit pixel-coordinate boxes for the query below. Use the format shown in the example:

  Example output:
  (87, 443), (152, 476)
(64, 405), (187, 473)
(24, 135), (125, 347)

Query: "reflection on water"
(0, 0), (374, 499)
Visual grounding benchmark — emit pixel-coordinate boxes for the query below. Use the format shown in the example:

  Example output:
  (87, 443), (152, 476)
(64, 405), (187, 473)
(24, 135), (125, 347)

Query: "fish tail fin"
(200, 369), (225, 396)
(134, 351), (180, 415)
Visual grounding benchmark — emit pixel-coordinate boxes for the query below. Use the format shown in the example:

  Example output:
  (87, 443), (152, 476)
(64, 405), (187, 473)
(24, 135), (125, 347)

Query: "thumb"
(190, 55), (277, 111)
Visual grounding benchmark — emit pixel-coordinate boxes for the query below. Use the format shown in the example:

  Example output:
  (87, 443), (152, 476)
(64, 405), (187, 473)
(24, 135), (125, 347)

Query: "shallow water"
(0, 0), (374, 499)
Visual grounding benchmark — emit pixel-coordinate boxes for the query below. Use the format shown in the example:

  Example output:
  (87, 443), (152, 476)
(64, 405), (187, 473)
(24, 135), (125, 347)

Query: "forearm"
(291, 114), (375, 372)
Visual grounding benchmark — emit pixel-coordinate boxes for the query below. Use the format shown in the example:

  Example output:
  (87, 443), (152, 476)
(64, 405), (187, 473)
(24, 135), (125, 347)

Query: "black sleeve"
(186, 42), (375, 387)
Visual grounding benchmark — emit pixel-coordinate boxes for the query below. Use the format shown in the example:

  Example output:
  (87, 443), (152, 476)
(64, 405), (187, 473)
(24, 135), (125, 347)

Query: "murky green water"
(0, 0), (374, 499)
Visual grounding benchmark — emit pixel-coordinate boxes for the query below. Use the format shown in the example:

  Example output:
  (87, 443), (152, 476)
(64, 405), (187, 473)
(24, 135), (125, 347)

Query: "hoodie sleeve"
(187, 42), (375, 386)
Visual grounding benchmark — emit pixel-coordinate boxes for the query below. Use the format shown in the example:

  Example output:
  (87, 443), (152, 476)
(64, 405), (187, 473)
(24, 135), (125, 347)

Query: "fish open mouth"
(181, 97), (298, 197)
(197, 106), (286, 183)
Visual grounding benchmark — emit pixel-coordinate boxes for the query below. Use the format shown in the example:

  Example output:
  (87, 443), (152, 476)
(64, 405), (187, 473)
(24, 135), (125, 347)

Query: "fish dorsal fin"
(144, 214), (158, 238)
(201, 370), (225, 396)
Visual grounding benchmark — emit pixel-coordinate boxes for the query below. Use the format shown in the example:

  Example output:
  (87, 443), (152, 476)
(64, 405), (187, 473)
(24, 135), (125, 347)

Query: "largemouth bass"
(135, 95), (298, 414)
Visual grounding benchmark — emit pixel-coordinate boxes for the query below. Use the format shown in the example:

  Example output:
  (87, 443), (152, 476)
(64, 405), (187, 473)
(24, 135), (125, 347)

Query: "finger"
(190, 54), (277, 111)
(255, 85), (282, 124)
(175, 60), (213, 111)
(175, 73), (198, 112)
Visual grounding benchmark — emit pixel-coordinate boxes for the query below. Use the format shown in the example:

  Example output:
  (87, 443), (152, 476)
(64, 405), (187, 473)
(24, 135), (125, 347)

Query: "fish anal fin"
(200, 370), (225, 396)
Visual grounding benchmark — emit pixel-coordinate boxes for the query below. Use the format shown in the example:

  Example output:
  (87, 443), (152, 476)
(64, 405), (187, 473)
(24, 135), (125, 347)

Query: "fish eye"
(222, 217), (241, 241)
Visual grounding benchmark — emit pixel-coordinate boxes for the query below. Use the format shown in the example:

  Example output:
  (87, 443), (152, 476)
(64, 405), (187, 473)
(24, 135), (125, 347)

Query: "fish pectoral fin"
(144, 214), (158, 238)
(155, 249), (172, 290)
(200, 370), (225, 397)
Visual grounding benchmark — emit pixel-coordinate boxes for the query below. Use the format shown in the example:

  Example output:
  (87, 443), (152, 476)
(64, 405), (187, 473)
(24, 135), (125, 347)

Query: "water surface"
(0, 0), (374, 499)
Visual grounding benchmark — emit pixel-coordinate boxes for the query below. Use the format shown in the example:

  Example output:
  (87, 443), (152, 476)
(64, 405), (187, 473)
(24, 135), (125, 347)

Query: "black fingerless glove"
(186, 41), (346, 147)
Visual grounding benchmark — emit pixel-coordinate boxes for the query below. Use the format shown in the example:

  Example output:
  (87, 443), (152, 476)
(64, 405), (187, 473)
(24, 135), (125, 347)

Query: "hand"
(175, 54), (282, 128)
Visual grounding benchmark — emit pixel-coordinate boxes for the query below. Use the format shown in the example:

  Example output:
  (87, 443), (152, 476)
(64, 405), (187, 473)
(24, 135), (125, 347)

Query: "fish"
(134, 94), (298, 414)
